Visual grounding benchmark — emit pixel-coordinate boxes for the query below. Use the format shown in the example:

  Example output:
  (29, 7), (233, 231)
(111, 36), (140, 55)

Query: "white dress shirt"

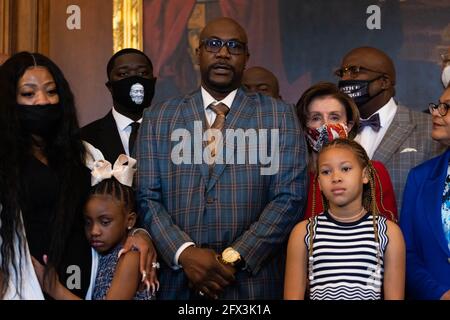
(201, 87), (237, 126)
(111, 107), (142, 156)
(172, 87), (238, 269)
(355, 97), (397, 159)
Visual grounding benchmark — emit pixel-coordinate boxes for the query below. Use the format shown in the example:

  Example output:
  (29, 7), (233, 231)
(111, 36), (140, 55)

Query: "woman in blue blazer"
(400, 87), (450, 300)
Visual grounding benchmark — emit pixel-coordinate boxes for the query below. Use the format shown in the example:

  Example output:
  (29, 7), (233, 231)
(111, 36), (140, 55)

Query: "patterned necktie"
(207, 102), (230, 160)
(128, 122), (140, 155)
(359, 113), (381, 132)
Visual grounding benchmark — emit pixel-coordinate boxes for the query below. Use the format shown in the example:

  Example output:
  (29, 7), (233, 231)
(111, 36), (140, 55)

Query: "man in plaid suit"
(135, 17), (307, 299)
(337, 47), (443, 214)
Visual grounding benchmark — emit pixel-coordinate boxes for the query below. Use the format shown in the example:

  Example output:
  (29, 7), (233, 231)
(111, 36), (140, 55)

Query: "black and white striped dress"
(305, 211), (388, 300)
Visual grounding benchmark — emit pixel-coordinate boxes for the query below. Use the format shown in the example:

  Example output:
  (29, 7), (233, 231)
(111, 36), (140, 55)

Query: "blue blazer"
(400, 148), (450, 299)
(135, 88), (308, 299)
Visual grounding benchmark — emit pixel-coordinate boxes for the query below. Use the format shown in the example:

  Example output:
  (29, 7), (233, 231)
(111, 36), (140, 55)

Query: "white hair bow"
(87, 154), (137, 187)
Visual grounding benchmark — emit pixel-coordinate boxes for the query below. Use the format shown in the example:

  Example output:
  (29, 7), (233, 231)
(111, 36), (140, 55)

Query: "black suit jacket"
(80, 111), (125, 163)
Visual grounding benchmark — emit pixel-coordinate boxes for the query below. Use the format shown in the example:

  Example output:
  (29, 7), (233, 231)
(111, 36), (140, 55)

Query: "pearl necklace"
(328, 207), (366, 222)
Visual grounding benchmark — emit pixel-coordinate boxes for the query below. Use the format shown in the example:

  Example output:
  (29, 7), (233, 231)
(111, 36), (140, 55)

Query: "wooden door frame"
(1, 0), (49, 55)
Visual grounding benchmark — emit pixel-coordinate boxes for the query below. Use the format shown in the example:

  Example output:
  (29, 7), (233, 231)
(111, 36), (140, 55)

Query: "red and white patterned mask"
(306, 123), (349, 152)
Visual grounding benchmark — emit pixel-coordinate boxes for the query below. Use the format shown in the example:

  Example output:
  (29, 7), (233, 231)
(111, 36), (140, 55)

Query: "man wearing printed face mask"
(81, 48), (156, 162)
(337, 46), (443, 213)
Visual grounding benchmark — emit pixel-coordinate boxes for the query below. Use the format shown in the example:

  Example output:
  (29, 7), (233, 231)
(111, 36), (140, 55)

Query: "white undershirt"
(355, 98), (397, 159)
(111, 107), (142, 156)
(201, 87), (237, 126)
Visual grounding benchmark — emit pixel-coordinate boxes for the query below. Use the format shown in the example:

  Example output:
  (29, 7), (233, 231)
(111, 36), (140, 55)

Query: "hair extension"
(373, 169), (396, 222)
(311, 179), (317, 216)
(307, 217), (316, 282)
(89, 177), (136, 214)
(368, 164), (382, 276)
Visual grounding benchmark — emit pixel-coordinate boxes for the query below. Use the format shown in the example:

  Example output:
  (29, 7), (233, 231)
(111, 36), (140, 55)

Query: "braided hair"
(307, 138), (382, 281)
(88, 177), (136, 214)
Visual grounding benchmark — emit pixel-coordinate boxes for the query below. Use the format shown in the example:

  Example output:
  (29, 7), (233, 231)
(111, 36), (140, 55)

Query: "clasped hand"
(179, 247), (235, 299)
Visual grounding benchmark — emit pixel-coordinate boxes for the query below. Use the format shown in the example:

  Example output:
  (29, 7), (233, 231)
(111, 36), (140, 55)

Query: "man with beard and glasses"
(135, 17), (307, 299)
(337, 46), (444, 213)
(81, 48), (156, 162)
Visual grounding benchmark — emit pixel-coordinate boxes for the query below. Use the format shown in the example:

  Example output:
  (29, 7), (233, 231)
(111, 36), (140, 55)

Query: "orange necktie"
(207, 102), (230, 161)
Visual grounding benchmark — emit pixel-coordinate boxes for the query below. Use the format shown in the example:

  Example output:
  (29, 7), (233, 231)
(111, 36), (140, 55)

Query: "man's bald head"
(196, 17), (249, 100)
(339, 47), (396, 117)
(242, 66), (280, 99)
(199, 17), (248, 44)
(341, 47), (396, 84)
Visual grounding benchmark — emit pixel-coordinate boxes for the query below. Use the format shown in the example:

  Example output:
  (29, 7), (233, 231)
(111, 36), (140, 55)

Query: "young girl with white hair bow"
(33, 155), (158, 300)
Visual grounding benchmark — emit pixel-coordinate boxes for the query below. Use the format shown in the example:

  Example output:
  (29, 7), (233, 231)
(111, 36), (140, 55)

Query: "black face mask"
(16, 103), (63, 138)
(338, 76), (383, 107)
(107, 76), (156, 115)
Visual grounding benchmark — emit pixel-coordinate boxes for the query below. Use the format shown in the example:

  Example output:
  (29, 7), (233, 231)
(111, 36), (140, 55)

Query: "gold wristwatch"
(219, 247), (241, 267)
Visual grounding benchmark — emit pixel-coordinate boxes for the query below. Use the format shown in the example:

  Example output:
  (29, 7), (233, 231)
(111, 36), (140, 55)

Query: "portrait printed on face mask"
(130, 83), (145, 105)
(306, 123), (349, 152)
(108, 76), (156, 115)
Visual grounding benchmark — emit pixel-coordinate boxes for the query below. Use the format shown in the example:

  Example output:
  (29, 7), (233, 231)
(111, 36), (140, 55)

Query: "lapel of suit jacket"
(206, 88), (256, 193)
(422, 149), (450, 255)
(102, 111), (126, 161)
(180, 90), (210, 184)
(372, 105), (415, 163)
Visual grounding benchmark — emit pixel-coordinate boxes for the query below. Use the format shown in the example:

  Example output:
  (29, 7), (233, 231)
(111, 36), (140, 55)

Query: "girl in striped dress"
(284, 139), (405, 300)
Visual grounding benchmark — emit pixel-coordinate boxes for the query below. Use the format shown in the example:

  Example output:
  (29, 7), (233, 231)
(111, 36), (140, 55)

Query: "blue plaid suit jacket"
(135, 88), (308, 299)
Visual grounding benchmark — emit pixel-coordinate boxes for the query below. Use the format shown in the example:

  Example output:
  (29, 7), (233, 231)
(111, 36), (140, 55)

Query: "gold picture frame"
(112, 0), (143, 53)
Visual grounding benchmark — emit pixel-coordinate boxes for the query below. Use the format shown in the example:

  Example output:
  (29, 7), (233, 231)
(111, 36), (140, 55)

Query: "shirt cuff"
(173, 242), (196, 270)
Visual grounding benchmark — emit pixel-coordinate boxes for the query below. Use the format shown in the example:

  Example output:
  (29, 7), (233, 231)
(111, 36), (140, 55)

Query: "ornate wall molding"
(113, 0), (142, 53)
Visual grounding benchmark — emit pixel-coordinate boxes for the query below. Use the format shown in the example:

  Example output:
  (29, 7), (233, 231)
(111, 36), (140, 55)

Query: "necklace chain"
(328, 207), (366, 222)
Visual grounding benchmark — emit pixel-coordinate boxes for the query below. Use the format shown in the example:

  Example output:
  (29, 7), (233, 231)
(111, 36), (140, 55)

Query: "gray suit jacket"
(372, 104), (444, 214)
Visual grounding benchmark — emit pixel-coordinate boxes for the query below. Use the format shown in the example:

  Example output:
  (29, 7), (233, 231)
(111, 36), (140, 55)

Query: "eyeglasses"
(429, 102), (450, 116)
(200, 38), (247, 55)
(334, 65), (385, 78)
